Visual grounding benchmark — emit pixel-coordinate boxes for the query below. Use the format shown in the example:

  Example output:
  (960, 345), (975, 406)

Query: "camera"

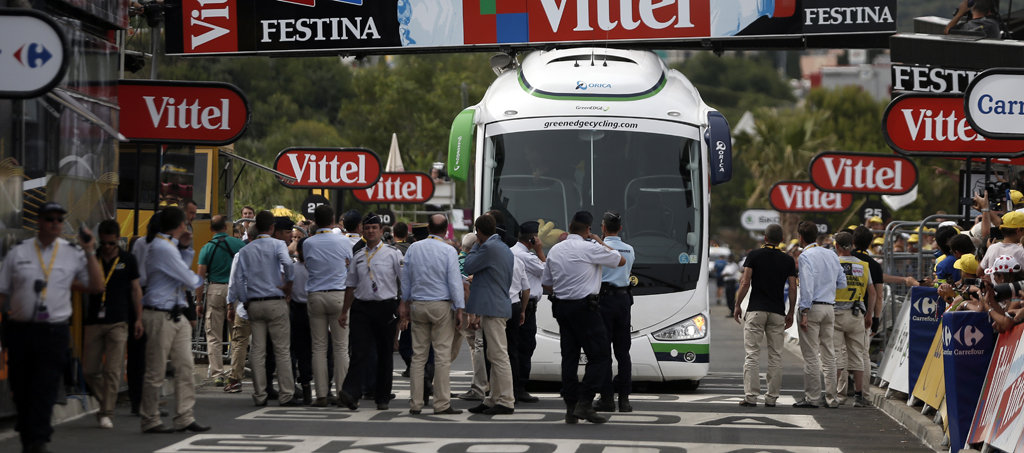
(959, 278), (982, 288)
(992, 280), (1024, 301)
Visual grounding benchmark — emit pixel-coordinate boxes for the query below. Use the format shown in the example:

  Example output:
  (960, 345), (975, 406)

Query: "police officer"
(542, 211), (625, 424)
(340, 213), (403, 410)
(510, 221), (546, 403)
(593, 211), (636, 413)
(0, 202), (103, 452)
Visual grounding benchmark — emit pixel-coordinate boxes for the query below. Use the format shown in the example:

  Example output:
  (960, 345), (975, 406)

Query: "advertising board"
(809, 151), (916, 195)
(964, 68), (1024, 140)
(883, 93), (1024, 158)
(119, 80), (250, 145)
(0, 9), (68, 98)
(274, 147), (382, 189)
(768, 181), (852, 213)
(352, 172), (435, 204)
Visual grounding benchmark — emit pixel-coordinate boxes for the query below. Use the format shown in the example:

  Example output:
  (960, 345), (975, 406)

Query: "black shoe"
(337, 391), (358, 410)
(618, 395), (633, 413)
(516, 392), (539, 403)
(302, 386), (313, 405)
(253, 397), (268, 407)
(377, 403), (389, 410)
(280, 398), (303, 407)
(565, 408), (578, 424)
(23, 441), (51, 453)
(435, 406), (463, 415)
(177, 422), (211, 432)
(738, 400), (757, 407)
(792, 399), (819, 408)
(409, 409), (421, 415)
(467, 403), (490, 414)
(130, 407), (140, 416)
(483, 405), (514, 415)
(573, 401), (608, 424)
(402, 368), (410, 378)
(593, 397), (616, 412)
(266, 389), (279, 400)
(143, 424), (175, 434)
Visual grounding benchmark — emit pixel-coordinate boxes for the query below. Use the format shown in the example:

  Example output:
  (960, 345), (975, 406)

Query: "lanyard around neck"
(101, 256), (120, 303)
(34, 240), (59, 301)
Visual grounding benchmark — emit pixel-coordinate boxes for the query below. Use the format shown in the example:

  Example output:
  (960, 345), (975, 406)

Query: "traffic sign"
(119, 80), (251, 145)
(964, 68), (1024, 140)
(883, 93), (1024, 157)
(769, 181), (852, 213)
(352, 172), (434, 204)
(809, 151), (917, 195)
(274, 147), (382, 189)
(301, 193), (329, 220)
(740, 209), (780, 231)
(0, 9), (68, 98)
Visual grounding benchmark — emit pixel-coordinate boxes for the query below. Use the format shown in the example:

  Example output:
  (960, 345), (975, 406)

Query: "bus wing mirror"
(705, 111), (732, 185)
(448, 107), (476, 182)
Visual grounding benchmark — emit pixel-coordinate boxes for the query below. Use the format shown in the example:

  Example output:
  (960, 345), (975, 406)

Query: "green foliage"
(672, 52), (795, 123)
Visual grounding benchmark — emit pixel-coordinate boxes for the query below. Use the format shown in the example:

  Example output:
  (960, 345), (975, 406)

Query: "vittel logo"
(540, 0), (696, 34)
(183, 0), (238, 52)
(144, 96), (231, 130)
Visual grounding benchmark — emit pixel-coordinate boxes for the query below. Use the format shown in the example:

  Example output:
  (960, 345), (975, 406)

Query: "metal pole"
(133, 146), (141, 236)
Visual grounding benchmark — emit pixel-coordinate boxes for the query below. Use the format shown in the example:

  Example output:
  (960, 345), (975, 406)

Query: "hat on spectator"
(40, 201), (68, 215)
(1002, 211), (1024, 229)
(872, 237), (884, 246)
(985, 255), (1022, 275)
(274, 216), (295, 232)
(1011, 190), (1024, 205)
(868, 216), (883, 224)
(938, 220), (960, 231)
(362, 212), (382, 225)
(954, 253), (980, 275)
(847, 224), (857, 231)
(908, 234), (919, 243)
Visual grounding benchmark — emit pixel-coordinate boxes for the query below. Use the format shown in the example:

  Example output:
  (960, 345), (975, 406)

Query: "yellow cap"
(954, 254), (980, 275)
(847, 224), (857, 230)
(909, 234), (919, 243)
(872, 237), (884, 246)
(1002, 211), (1024, 229)
(1012, 190), (1024, 204)
(868, 216), (883, 224)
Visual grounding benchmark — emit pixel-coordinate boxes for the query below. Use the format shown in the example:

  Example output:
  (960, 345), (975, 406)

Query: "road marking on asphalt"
(156, 435), (843, 453)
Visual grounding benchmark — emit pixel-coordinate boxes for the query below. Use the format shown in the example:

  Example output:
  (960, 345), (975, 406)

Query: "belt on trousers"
(552, 294), (598, 303)
(355, 298), (399, 303)
(812, 301), (833, 305)
(143, 306), (173, 312)
(209, 281), (229, 285)
(600, 286), (629, 296)
(312, 289), (345, 293)
(528, 296), (540, 303)
(248, 296), (283, 302)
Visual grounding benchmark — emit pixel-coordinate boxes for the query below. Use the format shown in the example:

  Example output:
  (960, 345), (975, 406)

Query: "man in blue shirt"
(400, 213), (465, 415)
(229, 211), (298, 407)
(593, 211), (636, 413)
(464, 214), (516, 415)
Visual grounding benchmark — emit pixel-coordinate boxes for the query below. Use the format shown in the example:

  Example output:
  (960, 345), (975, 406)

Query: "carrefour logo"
(914, 297), (937, 315)
(575, 81), (612, 90)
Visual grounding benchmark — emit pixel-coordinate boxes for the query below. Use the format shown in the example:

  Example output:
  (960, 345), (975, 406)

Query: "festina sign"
(964, 68), (1024, 140)
(891, 64), (980, 94)
(883, 93), (1024, 157)
(352, 172), (435, 204)
(809, 151), (917, 195)
(273, 147), (382, 189)
(119, 80), (250, 145)
(769, 181), (852, 213)
(164, 0), (897, 56)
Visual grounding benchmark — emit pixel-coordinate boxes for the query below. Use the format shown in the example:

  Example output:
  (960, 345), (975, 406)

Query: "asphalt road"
(0, 302), (933, 453)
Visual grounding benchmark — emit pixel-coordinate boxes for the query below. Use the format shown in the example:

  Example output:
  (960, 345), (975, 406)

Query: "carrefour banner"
(165, 0), (897, 56)
(966, 322), (1024, 452)
(941, 312), (994, 453)
(907, 286), (941, 392)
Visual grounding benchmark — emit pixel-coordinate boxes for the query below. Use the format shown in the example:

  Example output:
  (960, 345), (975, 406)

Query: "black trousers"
(516, 299), (538, 391)
(598, 290), (632, 398)
(505, 302), (523, 396)
(290, 301), (313, 387)
(551, 299), (610, 406)
(725, 280), (738, 312)
(4, 321), (70, 448)
(343, 299), (398, 404)
(126, 314), (147, 412)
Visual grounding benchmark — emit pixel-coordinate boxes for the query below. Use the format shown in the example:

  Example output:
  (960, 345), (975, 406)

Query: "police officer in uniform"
(340, 213), (403, 410)
(542, 211), (625, 424)
(593, 211), (636, 413)
(0, 202), (103, 452)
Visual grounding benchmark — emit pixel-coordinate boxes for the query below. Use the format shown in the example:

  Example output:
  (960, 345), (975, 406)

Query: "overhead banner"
(274, 147), (382, 189)
(706, 111), (732, 185)
(964, 68), (1024, 140)
(907, 286), (941, 393)
(883, 93), (1024, 158)
(809, 151), (917, 195)
(0, 9), (68, 98)
(165, 0), (897, 56)
(352, 171), (435, 204)
(119, 80), (251, 145)
(768, 180), (852, 213)
(942, 311), (995, 453)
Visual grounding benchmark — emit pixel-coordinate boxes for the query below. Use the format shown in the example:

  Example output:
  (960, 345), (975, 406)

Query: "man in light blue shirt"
(230, 211), (298, 407)
(793, 220), (847, 409)
(400, 213), (465, 415)
(594, 211), (636, 413)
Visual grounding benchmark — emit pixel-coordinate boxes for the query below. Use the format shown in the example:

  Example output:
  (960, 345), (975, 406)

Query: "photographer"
(979, 257), (1024, 332)
(939, 254), (984, 312)
(979, 211), (1024, 273)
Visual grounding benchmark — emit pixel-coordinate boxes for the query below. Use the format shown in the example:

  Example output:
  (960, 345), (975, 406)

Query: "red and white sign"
(809, 151), (917, 195)
(179, 0), (238, 53)
(119, 80), (250, 145)
(966, 323), (1024, 451)
(769, 181), (852, 213)
(352, 172), (434, 204)
(883, 93), (1024, 157)
(273, 147), (381, 189)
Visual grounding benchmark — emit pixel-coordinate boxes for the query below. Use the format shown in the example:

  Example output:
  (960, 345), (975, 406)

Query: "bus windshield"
(482, 118), (704, 295)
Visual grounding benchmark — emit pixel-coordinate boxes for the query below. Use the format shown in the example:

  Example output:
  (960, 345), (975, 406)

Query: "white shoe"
(99, 416), (113, 429)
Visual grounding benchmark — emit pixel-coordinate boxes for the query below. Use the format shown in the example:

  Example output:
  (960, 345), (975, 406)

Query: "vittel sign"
(883, 93), (1024, 157)
(274, 147), (382, 189)
(809, 151), (917, 195)
(353, 172), (434, 204)
(964, 68), (1024, 140)
(769, 181), (852, 213)
(119, 80), (250, 145)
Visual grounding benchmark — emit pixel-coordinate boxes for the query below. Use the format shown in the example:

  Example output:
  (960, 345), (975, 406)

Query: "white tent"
(385, 133), (405, 172)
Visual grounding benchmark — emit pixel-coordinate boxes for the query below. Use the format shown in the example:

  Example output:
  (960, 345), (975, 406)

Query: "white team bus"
(448, 48), (732, 389)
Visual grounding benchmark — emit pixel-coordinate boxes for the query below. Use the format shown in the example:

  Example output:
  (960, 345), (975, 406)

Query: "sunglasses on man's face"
(41, 217), (64, 223)
(101, 241), (119, 247)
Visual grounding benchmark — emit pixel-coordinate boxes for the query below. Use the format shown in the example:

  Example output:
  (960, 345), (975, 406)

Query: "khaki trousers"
(451, 324), (488, 397)
(248, 299), (295, 404)
(308, 291), (348, 399)
(229, 313), (250, 381)
(833, 309), (867, 372)
(409, 301), (455, 411)
(140, 310), (195, 430)
(479, 315), (515, 409)
(741, 311), (785, 405)
(204, 283), (229, 379)
(83, 322), (128, 417)
(797, 303), (837, 405)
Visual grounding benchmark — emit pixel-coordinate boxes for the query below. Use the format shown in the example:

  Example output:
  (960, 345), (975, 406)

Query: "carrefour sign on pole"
(0, 9), (68, 98)
(964, 68), (1024, 140)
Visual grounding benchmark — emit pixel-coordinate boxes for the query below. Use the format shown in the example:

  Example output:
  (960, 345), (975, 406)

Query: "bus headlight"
(651, 314), (707, 341)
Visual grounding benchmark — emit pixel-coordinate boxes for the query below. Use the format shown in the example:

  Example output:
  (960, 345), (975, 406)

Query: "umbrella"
(270, 205), (305, 223)
(385, 133), (405, 172)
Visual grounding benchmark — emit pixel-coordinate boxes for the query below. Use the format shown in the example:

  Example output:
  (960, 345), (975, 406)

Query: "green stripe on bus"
(651, 343), (709, 354)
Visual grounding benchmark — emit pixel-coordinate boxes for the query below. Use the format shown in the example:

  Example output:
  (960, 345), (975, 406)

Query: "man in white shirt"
(510, 221), (546, 404)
